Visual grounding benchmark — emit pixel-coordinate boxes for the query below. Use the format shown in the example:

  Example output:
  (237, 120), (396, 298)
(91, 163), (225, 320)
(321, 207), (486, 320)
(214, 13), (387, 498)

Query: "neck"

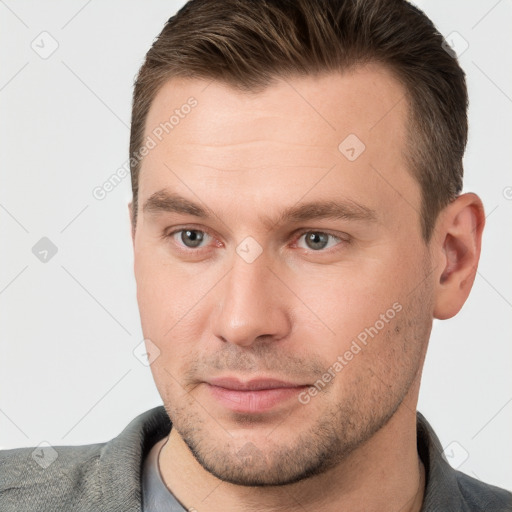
(158, 397), (426, 512)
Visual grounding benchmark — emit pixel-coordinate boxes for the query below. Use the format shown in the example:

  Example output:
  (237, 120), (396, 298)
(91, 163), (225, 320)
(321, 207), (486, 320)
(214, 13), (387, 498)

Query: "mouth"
(204, 376), (310, 413)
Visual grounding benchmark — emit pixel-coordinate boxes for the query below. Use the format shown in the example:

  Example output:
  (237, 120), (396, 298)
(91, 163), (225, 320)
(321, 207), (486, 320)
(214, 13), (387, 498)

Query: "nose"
(210, 250), (292, 348)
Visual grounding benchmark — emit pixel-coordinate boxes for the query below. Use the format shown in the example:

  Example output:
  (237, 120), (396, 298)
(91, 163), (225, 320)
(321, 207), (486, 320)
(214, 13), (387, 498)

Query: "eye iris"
(181, 230), (204, 248)
(305, 232), (329, 250)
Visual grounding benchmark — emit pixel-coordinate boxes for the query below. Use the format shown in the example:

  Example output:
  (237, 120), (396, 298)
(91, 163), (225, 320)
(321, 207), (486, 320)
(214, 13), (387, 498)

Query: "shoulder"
(455, 470), (512, 511)
(0, 406), (171, 512)
(416, 411), (512, 511)
(0, 442), (105, 510)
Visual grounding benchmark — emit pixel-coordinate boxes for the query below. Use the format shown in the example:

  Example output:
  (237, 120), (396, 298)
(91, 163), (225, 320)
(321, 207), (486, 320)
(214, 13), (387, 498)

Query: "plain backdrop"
(1, 0), (511, 492)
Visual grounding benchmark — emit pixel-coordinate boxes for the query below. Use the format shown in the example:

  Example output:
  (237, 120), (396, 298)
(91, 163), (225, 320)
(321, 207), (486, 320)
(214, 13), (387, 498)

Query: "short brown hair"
(130, 0), (467, 241)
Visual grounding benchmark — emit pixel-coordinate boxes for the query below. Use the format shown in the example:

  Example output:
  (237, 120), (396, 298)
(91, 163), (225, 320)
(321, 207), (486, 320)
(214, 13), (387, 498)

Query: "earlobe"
(433, 193), (485, 320)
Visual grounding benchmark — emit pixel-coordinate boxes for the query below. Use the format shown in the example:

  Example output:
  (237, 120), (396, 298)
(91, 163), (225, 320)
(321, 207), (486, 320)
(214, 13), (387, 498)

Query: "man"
(1, 0), (511, 510)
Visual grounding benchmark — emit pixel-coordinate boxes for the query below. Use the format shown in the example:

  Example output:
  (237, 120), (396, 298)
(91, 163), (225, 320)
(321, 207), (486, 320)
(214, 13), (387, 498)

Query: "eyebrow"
(142, 189), (377, 229)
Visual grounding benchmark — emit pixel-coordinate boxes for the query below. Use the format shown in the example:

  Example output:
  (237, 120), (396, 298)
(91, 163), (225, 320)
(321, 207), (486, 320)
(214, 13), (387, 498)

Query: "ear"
(128, 201), (135, 246)
(432, 193), (485, 320)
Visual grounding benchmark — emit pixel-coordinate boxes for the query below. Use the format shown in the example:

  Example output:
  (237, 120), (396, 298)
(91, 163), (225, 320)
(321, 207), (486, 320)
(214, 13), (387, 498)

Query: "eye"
(163, 227), (348, 255)
(295, 231), (345, 251)
(169, 229), (212, 249)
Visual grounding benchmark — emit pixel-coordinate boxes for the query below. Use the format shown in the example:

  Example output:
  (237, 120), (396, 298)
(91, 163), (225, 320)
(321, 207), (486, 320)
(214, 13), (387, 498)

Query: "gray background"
(1, 0), (511, 491)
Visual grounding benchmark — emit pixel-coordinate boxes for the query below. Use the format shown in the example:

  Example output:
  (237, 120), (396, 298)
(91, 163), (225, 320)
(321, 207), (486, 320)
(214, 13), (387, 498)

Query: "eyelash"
(162, 227), (350, 255)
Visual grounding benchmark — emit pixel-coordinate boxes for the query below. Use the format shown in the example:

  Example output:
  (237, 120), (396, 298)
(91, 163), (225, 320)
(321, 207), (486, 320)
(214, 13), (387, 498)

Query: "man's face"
(132, 64), (435, 485)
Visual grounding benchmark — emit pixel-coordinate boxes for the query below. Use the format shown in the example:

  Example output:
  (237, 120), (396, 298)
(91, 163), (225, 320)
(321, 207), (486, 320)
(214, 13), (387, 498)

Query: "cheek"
(134, 243), (193, 329)
(135, 255), (174, 337)
(134, 254), (206, 392)
(292, 252), (421, 376)
(302, 264), (402, 333)
(134, 246), (222, 366)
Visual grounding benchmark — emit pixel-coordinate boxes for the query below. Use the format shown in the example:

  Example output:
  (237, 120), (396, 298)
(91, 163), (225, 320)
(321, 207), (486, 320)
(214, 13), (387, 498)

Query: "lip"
(207, 376), (307, 391)
(205, 377), (309, 413)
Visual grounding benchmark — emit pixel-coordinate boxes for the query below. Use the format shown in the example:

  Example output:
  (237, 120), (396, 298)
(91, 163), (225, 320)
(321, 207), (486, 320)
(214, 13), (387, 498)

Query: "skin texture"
(129, 62), (485, 512)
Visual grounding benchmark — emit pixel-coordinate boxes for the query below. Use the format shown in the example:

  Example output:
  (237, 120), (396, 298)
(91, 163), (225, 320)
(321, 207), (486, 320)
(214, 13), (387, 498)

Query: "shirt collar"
(415, 410), (464, 510)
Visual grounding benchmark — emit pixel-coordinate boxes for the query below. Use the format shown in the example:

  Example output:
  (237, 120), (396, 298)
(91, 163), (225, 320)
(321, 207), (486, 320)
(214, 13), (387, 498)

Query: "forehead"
(138, 63), (420, 226)
(144, 62), (408, 146)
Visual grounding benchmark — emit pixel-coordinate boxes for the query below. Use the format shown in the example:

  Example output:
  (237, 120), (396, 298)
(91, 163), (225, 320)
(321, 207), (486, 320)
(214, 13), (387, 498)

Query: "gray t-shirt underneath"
(141, 437), (187, 512)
